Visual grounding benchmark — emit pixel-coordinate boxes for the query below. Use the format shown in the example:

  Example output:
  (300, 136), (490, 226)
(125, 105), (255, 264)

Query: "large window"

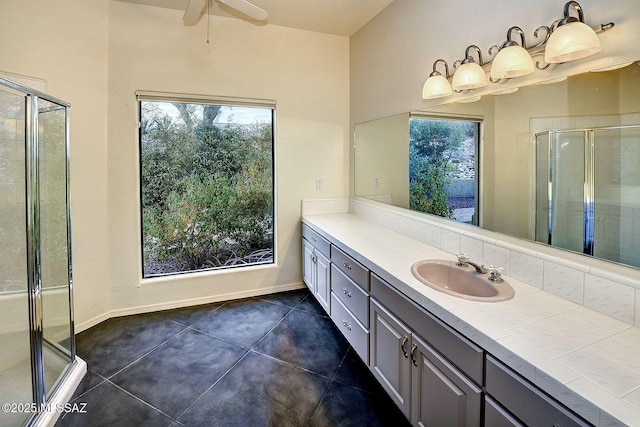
(409, 116), (480, 225)
(138, 93), (275, 277)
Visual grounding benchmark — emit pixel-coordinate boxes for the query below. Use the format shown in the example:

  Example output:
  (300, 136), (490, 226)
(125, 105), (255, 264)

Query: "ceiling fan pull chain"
(207, 0), (210, 44)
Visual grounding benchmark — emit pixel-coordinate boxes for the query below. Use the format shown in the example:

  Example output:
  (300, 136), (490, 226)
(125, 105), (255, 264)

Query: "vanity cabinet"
(301, 221), (595, 427)
(302, 224), (331, 314)
(370, 274), (482, 426)
(485, 355), (591, 427)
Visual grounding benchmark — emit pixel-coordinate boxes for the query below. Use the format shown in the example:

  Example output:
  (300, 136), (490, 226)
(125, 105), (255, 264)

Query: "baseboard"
(75, 282), (305, 333)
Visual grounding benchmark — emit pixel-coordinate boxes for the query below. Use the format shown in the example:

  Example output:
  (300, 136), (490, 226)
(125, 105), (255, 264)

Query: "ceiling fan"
(183, 0), (268, 26)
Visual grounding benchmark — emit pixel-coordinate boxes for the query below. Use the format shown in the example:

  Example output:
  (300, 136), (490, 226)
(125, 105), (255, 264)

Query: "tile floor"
(56, 288), (410, 427)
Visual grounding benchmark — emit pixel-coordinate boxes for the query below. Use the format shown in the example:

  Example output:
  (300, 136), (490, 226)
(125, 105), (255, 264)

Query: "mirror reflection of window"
(409, 116), (481, 226)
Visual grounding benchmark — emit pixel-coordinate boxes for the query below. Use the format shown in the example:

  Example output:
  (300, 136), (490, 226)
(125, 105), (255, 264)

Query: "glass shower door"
(37, 98), (73, 397)
(549, 130), (588, 253)
(0, 86), (32, 427)
(593, 126), (640, 268)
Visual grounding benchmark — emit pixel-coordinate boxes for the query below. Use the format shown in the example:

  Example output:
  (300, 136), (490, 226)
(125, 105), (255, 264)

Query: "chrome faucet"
(455, 253), (487, 274)
(455, 253), (504, 282)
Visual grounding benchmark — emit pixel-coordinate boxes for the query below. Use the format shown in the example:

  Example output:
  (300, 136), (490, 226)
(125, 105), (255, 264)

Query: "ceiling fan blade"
(216, 0), (268, 21)
(183, 0), (208, 26)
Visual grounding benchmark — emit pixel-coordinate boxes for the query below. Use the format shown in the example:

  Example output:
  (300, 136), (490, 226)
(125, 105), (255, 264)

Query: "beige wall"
(354, 113), (409, 207)
(0, 0), (349, 330)
(0, 0), (112, 327)
(105, 3), (349, 322)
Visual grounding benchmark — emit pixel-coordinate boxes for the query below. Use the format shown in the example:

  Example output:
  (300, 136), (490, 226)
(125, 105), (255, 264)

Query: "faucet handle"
(455, 253), (469, 266)
(483, 265), (504, 283)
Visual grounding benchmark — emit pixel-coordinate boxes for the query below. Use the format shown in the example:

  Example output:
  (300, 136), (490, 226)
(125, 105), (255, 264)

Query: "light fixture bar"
(421, 1), (615, 99)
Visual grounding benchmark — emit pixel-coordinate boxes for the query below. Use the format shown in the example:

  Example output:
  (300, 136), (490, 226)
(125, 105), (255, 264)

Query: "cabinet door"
(370, 299), (412, 418)
(411, 335), (482, 427)
(314, 250), (331, 313)
(302, 239), (315, 292)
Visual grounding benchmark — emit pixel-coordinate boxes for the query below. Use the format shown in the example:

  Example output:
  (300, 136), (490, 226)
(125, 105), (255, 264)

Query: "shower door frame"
(0, 77), (76, 420)
(535, 124), (640, 259)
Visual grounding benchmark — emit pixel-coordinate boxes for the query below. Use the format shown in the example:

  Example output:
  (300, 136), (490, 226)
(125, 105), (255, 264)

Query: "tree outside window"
(139, 98), (274, 277)
(409, 117), (479, 225)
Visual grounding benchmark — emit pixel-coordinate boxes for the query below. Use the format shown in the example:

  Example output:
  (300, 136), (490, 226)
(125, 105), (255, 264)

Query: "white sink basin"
(411, 259), (514, 302)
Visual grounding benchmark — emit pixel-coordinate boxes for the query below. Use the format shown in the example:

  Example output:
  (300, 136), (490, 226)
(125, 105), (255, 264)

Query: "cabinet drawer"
(331, 292), (369, 363)
(331, 264), (369, 327)
(486, 355), (591, 427)
(371, 273), (483, 385)
(484, 396), (525, 427)
(302, 224), (330, 258)
(330, 246), (369, 290)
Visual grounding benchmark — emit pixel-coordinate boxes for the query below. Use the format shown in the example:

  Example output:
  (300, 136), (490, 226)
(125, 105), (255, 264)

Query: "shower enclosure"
(535, 125), (640, 269)
(0, 77), (84, 426)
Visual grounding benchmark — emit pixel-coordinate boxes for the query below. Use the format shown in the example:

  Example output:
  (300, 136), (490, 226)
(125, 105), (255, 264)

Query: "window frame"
(136, 91), (276, 279)
(408, 113), (482, 226)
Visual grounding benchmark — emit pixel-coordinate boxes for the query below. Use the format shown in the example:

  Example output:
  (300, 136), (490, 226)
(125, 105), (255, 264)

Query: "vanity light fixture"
(457, 95), (482, 103)
(544, 1), (602, 63)
(420, 1), (614, 101)
(491, 27), (535, 80)
(422, 59), (453, 99)
(452, 45), (488, 91)
(590, 61), (634, 72)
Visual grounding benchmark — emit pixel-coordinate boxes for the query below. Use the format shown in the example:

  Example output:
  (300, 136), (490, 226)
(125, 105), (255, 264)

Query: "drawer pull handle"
(311, 237), (317, 242)
(401, 337), (409, 358)
(342, 262), (352, 270)
(343, 288), (352, 298)
(342, 321), (352, 331)
(410, 343), (418, 367)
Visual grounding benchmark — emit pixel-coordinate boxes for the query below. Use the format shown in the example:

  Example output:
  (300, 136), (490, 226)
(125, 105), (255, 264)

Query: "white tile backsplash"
(440, 229), (461, 254)
(510, 251), (544, 288)
(483, 242), (511, 275)
(460, 235), (483, 262)
(585, 275), (635, 324)
(543, 261), (585, 304)
(346, 197), (640, 326)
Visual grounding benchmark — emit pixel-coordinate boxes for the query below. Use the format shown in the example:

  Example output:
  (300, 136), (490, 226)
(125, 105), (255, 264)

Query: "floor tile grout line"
(183, 323), (251, 352)
(308, 347), (352, 423)
(251, 305), (297, 349)
(102, 378), (181, 424)
(249, 348), (337, 381)
(67, 371), (109, 403)
(172, 348), (254, 422)
(102, 326), (191, 380)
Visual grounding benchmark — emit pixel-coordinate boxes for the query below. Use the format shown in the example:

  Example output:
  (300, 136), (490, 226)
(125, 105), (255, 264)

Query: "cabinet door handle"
(401, 337), (409, 358)
(410, 343), (418, 367)
(311, 236), (317, 242)
(342, 262), (352, 270)
(342, 288), (352, 298)
(342, 321), (352, 331)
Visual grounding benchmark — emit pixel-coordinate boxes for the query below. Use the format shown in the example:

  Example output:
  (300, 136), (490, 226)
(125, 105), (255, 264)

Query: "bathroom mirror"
(354, 60), (640, 269)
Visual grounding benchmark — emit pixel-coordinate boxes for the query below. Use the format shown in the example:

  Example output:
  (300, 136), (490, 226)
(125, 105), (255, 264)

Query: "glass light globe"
(545, 21), (601, 63)
(422, 74), (453, 99)
(452, 62), (488, 91)
(490, 45), (534, 79)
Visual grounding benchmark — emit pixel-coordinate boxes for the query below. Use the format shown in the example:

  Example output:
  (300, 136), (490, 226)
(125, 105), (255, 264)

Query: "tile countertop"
(302, 213), (640, 427)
